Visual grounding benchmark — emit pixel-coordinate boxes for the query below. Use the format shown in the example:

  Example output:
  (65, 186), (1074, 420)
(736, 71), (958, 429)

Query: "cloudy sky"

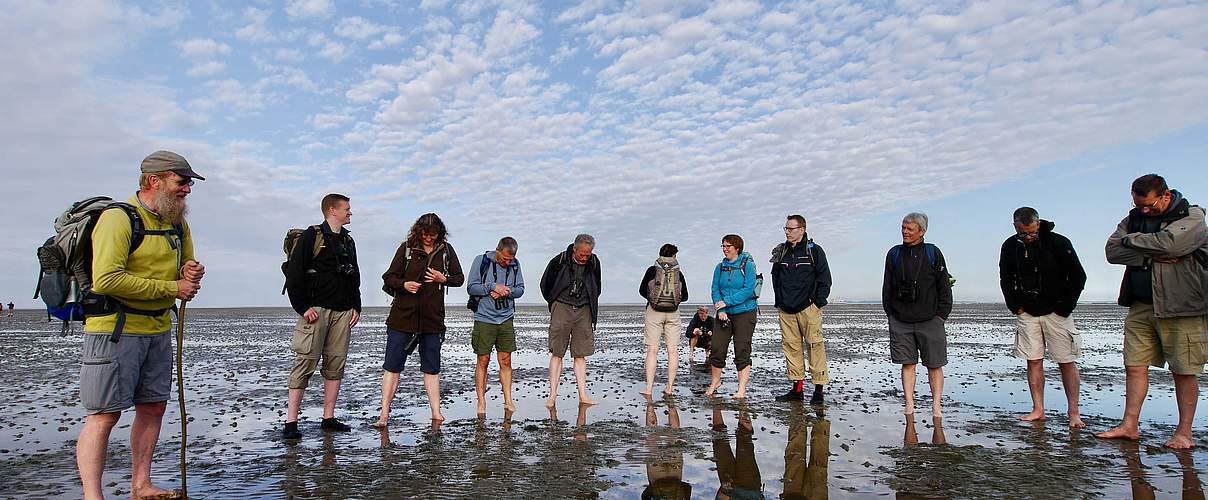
(2, 0), (1206, 309)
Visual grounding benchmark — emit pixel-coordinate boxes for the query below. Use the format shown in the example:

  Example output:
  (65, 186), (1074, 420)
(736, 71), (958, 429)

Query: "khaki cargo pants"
(287, 307), (355, 389)
(779, 305), (828, 384)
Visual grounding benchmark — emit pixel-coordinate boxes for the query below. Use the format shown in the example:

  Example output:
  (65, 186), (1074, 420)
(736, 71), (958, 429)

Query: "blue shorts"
(383, 328), (443, 375)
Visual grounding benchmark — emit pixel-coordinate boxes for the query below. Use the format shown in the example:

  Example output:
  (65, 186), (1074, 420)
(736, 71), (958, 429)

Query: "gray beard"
(154, 190), (189, 225)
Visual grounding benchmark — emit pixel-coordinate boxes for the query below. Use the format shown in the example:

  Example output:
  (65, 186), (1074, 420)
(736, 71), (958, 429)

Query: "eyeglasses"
(783, 226), (803, 232)
(720, 244), (734, 249)
(175, 177), (195, 187)
(1133, 196), (1165, 210)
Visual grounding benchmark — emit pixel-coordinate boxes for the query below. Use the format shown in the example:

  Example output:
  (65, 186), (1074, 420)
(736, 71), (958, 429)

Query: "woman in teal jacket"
(706, 234), (759, 398)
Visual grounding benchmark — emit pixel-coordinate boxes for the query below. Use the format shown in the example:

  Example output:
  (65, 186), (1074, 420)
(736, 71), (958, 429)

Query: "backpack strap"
(310, 225), (324, 258)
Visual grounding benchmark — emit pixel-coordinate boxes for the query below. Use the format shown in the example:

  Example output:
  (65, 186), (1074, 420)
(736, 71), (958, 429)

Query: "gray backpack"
(648, 260), (683, 310)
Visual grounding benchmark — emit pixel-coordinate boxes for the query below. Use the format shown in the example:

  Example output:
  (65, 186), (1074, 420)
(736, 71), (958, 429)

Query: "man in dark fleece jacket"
(282, 194), (362, 439)
(771, 215), (833, 404)
(882, 212), (953, 418)
(998, 207), (1087, 429)
(540, 234), (602, 407)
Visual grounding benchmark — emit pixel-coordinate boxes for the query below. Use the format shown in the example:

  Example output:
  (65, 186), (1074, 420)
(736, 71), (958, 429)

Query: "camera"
(494, 297), (509, 309)
(336, 263), (357, 277)
(567, 279), (585, 299)
(895, 281), (919, 303)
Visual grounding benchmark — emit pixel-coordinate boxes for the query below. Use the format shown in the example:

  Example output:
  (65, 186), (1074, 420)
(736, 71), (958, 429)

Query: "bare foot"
(663, 386), (674, 396)
(546, 395), (557, 408)
(639, 387), (652, 396)
(902, 405), (915, 415)
(1095, 425), (1140, 441)
(733, 391), (747, 399)
(131, 485), (179, 500)
(1164, 434), (1196, 449)
(504, 400), (516, 412)
(704, 383), (719, 398)
(932, 409), (943, 418)
(1018, 410), (1047, 422)
(432, 413), (446, 422)
(579, 396), (597, 406)
(371, 419), (388, 428)
(476, 400), (486, 415)
(1068, 413), (1086, 429)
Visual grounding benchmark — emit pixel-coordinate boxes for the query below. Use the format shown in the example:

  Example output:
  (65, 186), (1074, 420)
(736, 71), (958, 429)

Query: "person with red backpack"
(638, 243), (688, 396)
(76, 151), (205, 500)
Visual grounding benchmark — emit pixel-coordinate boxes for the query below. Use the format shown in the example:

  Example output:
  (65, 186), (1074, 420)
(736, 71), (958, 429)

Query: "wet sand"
(1, 304), (1205, 498)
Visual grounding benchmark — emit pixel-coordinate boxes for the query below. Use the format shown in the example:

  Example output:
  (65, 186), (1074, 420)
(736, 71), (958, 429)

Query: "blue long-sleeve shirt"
(467, 251), (525, 324)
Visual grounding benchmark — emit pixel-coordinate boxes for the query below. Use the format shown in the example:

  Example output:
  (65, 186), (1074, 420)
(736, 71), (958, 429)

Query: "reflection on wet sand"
(783, 407), (829, 500)
(902, 415), (945, 446)
(1120, 442), (1206, 500)
(643, 395), (691, 499)
(713, 406), (764, 499)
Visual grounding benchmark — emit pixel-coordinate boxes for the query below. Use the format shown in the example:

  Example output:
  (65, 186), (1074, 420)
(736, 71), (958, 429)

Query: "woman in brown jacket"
(374, 213), (464, 425)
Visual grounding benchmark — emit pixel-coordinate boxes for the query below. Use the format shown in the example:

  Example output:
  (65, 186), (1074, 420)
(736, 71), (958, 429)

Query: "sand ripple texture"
(1, 304), (1205, 499)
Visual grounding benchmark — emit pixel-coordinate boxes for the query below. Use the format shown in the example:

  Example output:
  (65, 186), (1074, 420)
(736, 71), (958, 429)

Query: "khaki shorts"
(643, 307), (681, 348)
(287, 307), (355, 389)
(1123, 304), (1208, 375)
(549, 302), (594, 358)
(1013, 312), (1081, 363)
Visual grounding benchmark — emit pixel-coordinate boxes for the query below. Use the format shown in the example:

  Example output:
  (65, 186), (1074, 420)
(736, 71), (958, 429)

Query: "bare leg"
(1166, 374), (1199, 449)
(666, 344), (678, 395)
(735, 366), (751, 399)
(689, 337), (698, 363)
(475, 354), (490, 414)
(129, 402), (169, 498)
(1096, 366), (1148, 440)
(424, 373), (444, 421)
(642, 346), (657, 395)
(322, 379), (341, 419)
(77, 412), (120, 500)
(499, 352), (515, 412)
(547, 355), (563, 408)
(927, 367), (944, 417)
(1058, 362), (1085, 429)
(705, 366), (721, 397)
(901, 364), (917, 415)
(286, 388), (304, 423)
(374, 371), (400, 427)
(1019, 359), (1047, 421)
(574, 356), (596, 405)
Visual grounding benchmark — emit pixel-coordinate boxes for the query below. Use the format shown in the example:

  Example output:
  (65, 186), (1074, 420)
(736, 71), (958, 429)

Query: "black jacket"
(284, 222), (362, 316)
(684, 314), (714, 339)
(882, 241), (953, 323)
(638, 265), (688, 312)
(383, 242), (464, 334)
(998, 220), (1086, 317)
(540, 244), (602, 325)
(770, 238), (832, 313)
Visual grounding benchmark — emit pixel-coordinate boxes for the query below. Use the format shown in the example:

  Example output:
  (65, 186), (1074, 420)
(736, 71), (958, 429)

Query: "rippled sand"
(1, 304), (1204, 498)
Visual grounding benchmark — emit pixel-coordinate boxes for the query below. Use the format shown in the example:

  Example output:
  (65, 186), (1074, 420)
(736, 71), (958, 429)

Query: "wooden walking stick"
(176, 301), (189, 499)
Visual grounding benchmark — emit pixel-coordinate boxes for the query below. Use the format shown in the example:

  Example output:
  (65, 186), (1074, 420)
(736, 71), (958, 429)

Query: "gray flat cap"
(140, 150), (205, 180)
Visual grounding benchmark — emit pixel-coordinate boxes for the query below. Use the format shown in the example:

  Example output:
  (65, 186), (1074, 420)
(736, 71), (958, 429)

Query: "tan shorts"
(1123, 304), (1208, 375)
(643, 307), (681, 348)
(287, 307), (355, 389)
(549, 301), (594, 358)
(1013, 312), (1081, 363)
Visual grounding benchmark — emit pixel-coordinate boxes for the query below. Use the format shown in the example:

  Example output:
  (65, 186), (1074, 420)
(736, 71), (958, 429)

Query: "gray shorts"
(889, 316), (947, 368)
(549, 301), (594, 358)
(80, 331), (173, 414)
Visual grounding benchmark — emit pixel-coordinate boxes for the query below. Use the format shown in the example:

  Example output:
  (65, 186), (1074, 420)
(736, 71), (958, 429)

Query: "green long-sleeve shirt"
(84, 195), (194, 335)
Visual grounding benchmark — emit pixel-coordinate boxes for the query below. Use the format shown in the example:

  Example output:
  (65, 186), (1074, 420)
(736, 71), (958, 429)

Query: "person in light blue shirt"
(466, 236), (525, 415)
(706, 234), (759, 399)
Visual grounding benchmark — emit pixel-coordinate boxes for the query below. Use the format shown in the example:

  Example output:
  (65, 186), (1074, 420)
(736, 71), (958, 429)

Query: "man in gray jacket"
(1098, 174), (1208, 449)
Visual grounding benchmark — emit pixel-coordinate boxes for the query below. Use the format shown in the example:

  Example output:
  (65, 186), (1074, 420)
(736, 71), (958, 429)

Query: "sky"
(1, 0), (1206, 309)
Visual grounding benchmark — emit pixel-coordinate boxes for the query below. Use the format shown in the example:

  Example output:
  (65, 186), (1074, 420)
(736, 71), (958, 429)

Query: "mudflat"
(2, 304), (1204, 498)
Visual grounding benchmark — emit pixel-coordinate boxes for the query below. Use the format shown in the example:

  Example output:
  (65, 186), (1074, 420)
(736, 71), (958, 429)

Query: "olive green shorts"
(1123, 304), (1208, 375)
(472, 319), (516, 355)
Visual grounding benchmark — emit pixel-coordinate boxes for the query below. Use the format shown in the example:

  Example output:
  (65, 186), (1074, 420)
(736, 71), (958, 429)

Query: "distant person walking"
(705, 234), (759, 399)
(76, 150), (205, 500)
(638, 243), (688, 396)
(540, 233), (602, 407)
(998, 207), (1087, 428)
(376, 213), (464, 425)
(771, 215), (832, 404)
(466, 236), (525, 415)
(684, 306), (714, 365)
(6, 302), (12, 317)
(882, 212), (953, 417)
(281, 193), (361, 439)
(1098, 174), (1208, 449)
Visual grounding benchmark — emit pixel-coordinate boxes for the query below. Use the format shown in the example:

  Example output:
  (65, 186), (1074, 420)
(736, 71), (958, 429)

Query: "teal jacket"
(712, 252), (758, 315)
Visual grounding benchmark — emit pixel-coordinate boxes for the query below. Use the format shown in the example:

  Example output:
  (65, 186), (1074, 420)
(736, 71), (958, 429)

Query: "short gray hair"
(573, 233), (595, 249)
(902, 212), (928, 232)
(1013, 207), (1039, 226)
(496, 236), (518, 255)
